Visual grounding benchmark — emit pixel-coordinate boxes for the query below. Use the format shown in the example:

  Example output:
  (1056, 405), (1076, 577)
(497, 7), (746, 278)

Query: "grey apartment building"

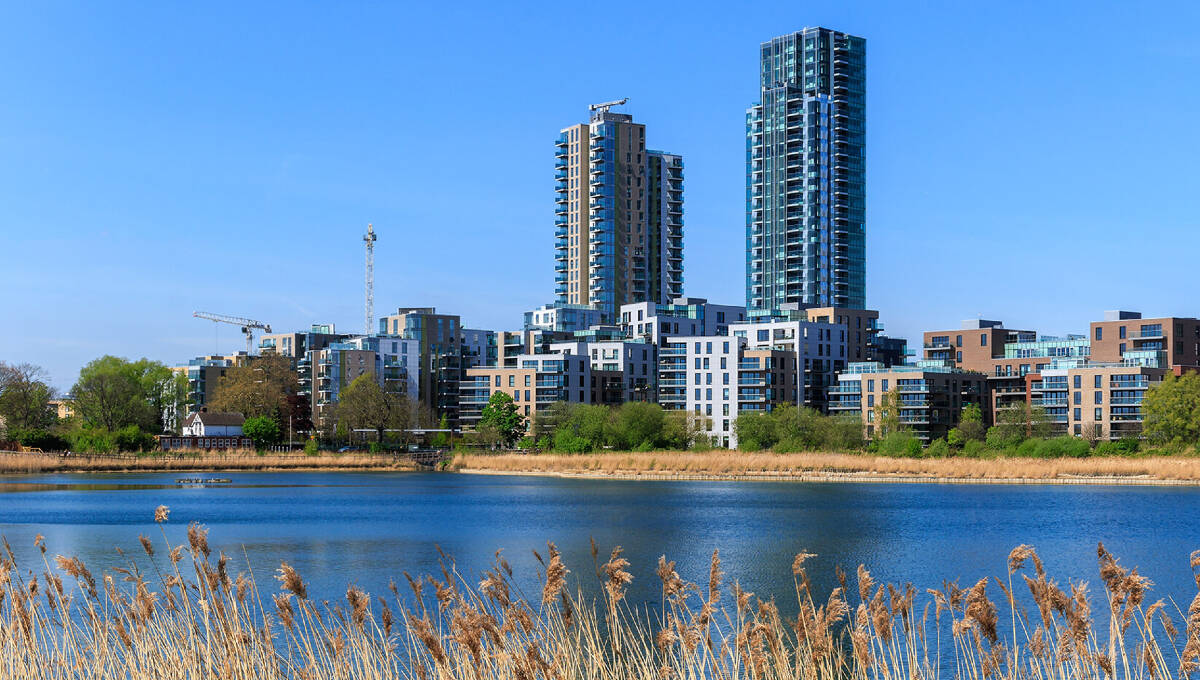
(746, 28), (866, 314)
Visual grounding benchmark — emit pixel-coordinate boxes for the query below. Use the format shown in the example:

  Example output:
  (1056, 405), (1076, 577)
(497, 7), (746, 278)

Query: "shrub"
(735, 412), (777, 451)
(925, 438), (951, 458)
(1032, 436), (1092, 458)
(71, 428), (116, 454)
(878, 431), (922, 457)
(113, 425), (155, 452)
(961, 440), (988, 458)
(303, 438), (319, 456)
(7, 427), (70, 452)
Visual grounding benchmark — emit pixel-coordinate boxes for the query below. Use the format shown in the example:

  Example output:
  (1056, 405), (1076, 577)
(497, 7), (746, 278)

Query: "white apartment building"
(619, 297), (747, 347)
(729, 319), (847, 412)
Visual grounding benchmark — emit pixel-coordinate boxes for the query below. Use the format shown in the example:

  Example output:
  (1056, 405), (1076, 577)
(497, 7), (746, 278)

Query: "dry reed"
(1, 508), (1198, 679)
(0, 450), (419, 474)
(451, 451), (1200, 482)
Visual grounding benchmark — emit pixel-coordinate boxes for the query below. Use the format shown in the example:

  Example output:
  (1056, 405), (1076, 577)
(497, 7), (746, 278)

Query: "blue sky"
(2, 1), (1198, 390)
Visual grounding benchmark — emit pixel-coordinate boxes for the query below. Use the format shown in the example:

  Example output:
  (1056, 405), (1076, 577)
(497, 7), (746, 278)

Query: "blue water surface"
(0, 471), (1196, 615)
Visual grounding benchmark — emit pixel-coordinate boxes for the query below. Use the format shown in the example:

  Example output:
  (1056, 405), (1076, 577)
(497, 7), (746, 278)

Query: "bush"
(1030, 436), (1092, 459)
(925, 438), (951, 458)
(7, 427), (70, 452)
(113, 425), (155, 452)
(961, 440), (988, 458)
(72, 428), (116, 454)
(553, 430), (592, 454)
(878, 431), (922, 457)
(303, 438), (319, 456)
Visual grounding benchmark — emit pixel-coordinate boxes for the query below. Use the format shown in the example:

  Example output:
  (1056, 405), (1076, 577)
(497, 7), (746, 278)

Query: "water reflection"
(0, 471), (1196, 618)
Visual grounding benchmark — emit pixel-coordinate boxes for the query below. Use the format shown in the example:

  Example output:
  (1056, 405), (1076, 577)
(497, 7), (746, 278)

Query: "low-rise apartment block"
(729, 318), (846, 412)
(460, 353), (592, 431)
(829, 361), (989, 442)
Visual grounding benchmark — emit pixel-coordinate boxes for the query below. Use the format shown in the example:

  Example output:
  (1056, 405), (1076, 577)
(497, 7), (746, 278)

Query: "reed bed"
(2, 508), (1199, 679)
(451, 451), (1200, 482)
(0, 450), (418, 474)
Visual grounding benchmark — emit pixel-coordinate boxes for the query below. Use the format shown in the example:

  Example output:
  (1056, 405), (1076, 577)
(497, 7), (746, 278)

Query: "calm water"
(0, 471), (1198, 613)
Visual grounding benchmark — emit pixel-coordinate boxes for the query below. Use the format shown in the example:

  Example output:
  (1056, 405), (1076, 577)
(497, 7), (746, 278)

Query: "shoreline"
(457, 467), (1200, 486)
(450, 451), (1200, 487)
(0, 451), (420, 474)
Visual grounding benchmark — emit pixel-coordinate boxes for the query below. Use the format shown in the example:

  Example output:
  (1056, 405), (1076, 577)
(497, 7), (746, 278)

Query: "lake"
(0, 471), (1197, 614)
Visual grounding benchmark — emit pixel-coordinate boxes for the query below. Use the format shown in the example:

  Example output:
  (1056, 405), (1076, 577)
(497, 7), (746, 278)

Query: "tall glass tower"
(746, 28), (865, 314)
(554, 104), (683, 321)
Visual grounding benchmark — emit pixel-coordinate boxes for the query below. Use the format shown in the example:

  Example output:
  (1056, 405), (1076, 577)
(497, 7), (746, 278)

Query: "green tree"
(0, 362), (55, 433)
(1141, 373), (1200, 445)
(735, 411), (778, 450)
(772, 406), (825, 451)
(875, 389), (904, 439)
(947, 403), (986, 448)
(431, 414), (451, 447)
(613, 401), (664, 449)
(242, 415), (282, 450)
(478, 391), (526, 447)
(661, 410), (711, 450)
(72, 356), (157, 432)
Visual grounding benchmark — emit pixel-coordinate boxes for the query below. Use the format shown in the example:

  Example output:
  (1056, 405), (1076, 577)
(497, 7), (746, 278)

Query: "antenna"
(363, 223), (377, 336)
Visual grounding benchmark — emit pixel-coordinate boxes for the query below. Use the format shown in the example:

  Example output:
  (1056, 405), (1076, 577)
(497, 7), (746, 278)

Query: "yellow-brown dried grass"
(451, 451), (1200, 481)
(0, 450), (417, 474)
(1, 515), (1197, 680)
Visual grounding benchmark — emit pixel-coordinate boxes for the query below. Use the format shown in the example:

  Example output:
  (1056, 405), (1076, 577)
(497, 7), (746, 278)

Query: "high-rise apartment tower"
(554, 103), (683, 322)
(746, 28), (866, 314)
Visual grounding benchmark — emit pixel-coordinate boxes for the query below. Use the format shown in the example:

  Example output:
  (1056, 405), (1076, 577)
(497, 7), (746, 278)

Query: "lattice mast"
(363, 223), (377, 336)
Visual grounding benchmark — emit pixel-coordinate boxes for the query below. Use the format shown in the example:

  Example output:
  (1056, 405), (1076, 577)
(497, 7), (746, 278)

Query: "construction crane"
(589, 97), (628, 114)
(192, 312), (272, 355)
(363, 223), (376, 336)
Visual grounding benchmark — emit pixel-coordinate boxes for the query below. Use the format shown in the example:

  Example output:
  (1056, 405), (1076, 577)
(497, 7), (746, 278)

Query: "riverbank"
(450, 450), (1200, 485)
(0, 450), (421, 473)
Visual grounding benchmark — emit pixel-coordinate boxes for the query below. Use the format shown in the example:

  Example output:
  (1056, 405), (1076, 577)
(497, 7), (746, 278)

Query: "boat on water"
(175, 478), (233, 485)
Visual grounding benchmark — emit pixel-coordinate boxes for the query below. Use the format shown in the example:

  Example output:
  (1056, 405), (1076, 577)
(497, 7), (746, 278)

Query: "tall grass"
(451, 451), (1200, 481)
(2, 509), (1198, 679)
(0, 450), (418, 474)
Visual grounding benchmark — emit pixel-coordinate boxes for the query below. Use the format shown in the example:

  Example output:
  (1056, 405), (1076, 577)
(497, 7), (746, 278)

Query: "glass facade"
(746, 28), (865, 313)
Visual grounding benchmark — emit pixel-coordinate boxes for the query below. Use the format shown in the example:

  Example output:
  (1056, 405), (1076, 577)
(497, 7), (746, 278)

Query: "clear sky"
(2, 1), (1198, 390)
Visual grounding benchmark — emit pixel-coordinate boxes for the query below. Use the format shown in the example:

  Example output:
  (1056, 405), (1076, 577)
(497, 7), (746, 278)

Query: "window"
(1094, 391), (1102, 404)
(1095, 408), (1103, 420)
(508, 375), (515, 387)
(524, 390), (530, 401)
(1074, 408), (1081, 421)
(956, 334), (963, 346)
(758, 330), (769, 342)
(980, 334), (987, 347)
(720, 357), (727, 369)
(495, 376), (501, 387)
(524, 375), (531, 387)
(1073, 375), (1082, 389)
(1074, 392), (1081, 405)
(723, 341), (730, 353)
(1119, 326), (1126, 339)
(1095, 327), (1103, 341)
(867, 394), (874, 408)
(881, 379), (889, 392)
(1094, 375), (1101, 388)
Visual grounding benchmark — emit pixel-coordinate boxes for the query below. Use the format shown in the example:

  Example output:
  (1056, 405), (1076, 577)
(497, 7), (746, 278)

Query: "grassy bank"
(450, 450), (1200, 483)
(0, 450), (420, 474)
(2, 515), (1197, 679)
